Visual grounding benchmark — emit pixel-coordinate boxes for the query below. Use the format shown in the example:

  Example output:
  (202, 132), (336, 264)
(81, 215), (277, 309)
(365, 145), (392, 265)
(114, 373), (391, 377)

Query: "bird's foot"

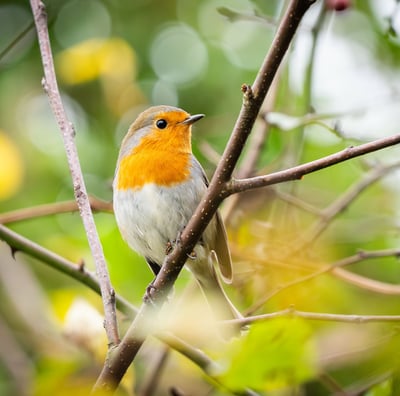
(143, 281), (157, 304)
(165, 240), (174, 255)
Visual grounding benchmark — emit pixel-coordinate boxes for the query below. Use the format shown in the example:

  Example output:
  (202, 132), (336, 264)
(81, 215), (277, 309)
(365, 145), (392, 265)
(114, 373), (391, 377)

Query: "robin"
(113, 105), (240, 319)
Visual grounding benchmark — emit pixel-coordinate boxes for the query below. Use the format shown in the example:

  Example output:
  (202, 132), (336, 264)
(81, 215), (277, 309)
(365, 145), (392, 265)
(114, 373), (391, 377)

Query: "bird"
(113, 105), (241, 320)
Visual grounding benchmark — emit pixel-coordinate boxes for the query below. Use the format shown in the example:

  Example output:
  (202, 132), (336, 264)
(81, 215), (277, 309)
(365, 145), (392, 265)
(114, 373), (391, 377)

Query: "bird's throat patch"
(117, 148), (191, 190)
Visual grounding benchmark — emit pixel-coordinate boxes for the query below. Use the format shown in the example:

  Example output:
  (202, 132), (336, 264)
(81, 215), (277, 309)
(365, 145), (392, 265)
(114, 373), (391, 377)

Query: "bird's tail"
(191, 259), (242, 321)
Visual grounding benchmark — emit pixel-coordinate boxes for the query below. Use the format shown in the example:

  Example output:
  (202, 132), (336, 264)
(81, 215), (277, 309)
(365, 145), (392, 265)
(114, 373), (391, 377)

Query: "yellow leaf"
(0, 131), (23, 200)
(56, 38), (136, 85)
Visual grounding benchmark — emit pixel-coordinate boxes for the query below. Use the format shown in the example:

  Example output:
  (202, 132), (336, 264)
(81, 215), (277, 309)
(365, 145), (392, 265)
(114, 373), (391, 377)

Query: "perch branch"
(93, 0), (316, 392)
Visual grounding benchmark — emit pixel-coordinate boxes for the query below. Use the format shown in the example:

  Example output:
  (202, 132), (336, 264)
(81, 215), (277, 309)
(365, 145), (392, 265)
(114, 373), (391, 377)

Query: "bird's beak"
(181, 114), (205, 125)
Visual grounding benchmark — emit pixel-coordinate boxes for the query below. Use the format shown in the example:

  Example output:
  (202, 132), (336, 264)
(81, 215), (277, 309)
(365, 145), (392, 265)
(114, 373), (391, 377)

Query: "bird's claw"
(144, 282), (157, 304)
(165, 230), (182, 255)
(165, 241), (174, 255)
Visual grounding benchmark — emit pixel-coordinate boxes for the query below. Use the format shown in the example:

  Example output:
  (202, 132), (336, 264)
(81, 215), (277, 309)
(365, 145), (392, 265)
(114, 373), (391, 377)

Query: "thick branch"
(29, 0), (119, 345)
(93, 0), (316, 392)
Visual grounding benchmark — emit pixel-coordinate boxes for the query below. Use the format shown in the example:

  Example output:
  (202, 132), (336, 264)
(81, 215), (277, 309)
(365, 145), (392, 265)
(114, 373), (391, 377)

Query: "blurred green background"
(2, 0), (400, 395)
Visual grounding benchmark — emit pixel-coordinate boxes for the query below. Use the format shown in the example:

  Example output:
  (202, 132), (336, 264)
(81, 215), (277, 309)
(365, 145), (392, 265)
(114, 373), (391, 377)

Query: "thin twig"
(342, 372), (392, 396)
(333, 267), (400, 295)
(272, 188), (323, 215)
(93, 1), (316, 392)
(297, 161), (400, 248)
(222, 77), (278, 223)
(227, 307), (400, 327)
(318, 372), (349, 396)
(0, 197), (112, 224)
(304, 2), (327, 107)
(330, 247), (400, 297)
(218, 6), (278, 27)
(0, 21), (35, 61)
(246, 247), (400, 314)
(139, 347), (170, 396)
(29, 0), (119, 346)
(237, 80), (279, 180)
(0, 318), (33, 396)
(157, 333), (218, 373)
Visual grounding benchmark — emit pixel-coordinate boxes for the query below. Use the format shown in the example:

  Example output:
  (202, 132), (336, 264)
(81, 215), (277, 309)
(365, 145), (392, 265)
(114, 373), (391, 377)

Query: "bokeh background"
(2, 0), (400, 395)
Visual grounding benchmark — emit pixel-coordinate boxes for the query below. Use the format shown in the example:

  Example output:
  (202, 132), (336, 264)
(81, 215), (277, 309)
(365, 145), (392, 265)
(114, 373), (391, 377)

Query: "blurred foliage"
(215, 318), (316, 391)
(1, 0), (400, 395)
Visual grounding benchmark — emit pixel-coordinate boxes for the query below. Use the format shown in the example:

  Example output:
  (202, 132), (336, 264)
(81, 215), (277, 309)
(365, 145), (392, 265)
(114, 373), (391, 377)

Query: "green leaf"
(215, 318), (316, 392)
(365, 379), (392, 396)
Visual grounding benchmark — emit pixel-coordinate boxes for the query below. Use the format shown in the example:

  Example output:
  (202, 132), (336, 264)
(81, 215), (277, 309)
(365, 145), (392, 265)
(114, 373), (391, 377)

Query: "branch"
(229, 133), (400, 194)
(0, 225), (245, 388)
(273, 188), (323, 216)
(0, 197), (112, 224)
(93, 0), (316, 392)
(228, 307), (400, 327)
(0, 224), (134, 317)
(7, 219), (396, 393)
(247, 247), (400, 314)
(217, 6), (278, 27)
(222, 77), (279, 223)
(330, 249), (400, 295)
(29, 0), (119, 346)
(0, 21), (35, 61)
(297, 161), (400, 248)
(138, 347), (170, 396)
(333, 267), (400, 295)
(0, 318), (32, 396)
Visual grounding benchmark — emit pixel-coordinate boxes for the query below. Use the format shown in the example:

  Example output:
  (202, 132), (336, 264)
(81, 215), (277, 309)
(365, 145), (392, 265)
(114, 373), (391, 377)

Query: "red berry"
(325, 0), (351, 11)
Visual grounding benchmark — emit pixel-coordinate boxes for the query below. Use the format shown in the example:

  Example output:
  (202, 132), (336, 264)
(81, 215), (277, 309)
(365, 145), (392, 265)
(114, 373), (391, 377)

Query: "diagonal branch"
(0, 224), (134, 317)
(93, 0), (316, 393)
(294, 160), (400, 249)
(29, 0), (119, 346)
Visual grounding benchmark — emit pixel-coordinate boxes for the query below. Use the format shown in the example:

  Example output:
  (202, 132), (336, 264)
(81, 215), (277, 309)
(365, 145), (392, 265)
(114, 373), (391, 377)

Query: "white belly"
(113, 181), (216, 267)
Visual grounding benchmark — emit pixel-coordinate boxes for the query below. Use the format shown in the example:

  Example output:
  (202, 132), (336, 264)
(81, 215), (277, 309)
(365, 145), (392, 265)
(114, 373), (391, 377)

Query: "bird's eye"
(156, 119), (167, 129)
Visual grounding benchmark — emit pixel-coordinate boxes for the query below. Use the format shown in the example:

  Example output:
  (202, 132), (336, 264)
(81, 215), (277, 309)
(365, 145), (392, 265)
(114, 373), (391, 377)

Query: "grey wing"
(213, 211), (233, 283)
(197, 159), (233, 283)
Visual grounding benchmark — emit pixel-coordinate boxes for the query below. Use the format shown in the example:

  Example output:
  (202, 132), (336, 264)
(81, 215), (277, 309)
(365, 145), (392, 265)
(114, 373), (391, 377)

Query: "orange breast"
(116, 132), (192, 190)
